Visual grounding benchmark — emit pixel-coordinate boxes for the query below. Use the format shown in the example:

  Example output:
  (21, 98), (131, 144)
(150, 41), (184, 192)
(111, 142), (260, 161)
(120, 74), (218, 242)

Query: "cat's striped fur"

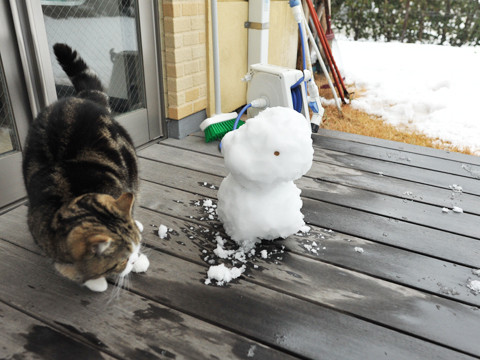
(22, 43), (148, 292)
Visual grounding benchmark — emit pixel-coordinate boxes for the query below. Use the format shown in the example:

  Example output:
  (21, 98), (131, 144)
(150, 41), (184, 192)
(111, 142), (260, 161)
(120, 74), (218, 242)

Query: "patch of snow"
(205, 263), (245, 286)
(247, 345), (257, 358)
(260, 250), (268, 259)
(338, 38), (480, 153)
(354, 247), (365, 254)
(213, 244), (235, 259)
(135, 220), (144, 232)
(203, 199), (213, 208)
(442, 207), (450, 213)
(467, 279), (480, 294)
(299, 225), (311, 234)
(449, 184), (463, 193)
(158, 224), (168, 239)
(452, 206), (464, 213)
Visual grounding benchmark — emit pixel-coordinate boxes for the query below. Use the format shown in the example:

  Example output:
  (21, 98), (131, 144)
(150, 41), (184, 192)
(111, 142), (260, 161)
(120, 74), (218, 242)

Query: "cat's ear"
(88, 234), (112, 256)
(115, 192), (135, 216)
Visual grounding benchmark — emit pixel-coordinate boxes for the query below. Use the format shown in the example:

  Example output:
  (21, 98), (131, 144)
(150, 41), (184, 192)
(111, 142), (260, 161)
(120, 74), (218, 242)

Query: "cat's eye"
(274, 151), (280, 156)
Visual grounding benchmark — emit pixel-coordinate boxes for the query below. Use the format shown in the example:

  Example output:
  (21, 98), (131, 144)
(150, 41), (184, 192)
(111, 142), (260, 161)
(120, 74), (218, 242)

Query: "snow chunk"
(158, 224), (168, 239)
(441, 207), (450, 213)
(205, 264), (245, 286)
(354, 247), (365, 253)
(213, 244), (235, 259)
(452, 206), (463, 213)
(135, 220), (144, 232)
(467, 279), (480, 294)
(299, 225), (311, 234)
(260, 250), (268, 259)
(449, 184), (463, 193)
(203, 199), (213, 208)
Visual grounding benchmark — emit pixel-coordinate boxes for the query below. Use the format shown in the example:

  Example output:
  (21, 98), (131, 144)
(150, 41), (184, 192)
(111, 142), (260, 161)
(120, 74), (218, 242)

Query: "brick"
(192, 71), (206, 87)
(164, 33), (183, 49)
(193, 98), (207, 113)
(198, 85), (207, 98)
(167, 76), (194, 93)
(168, 103), (193, 120)
(173, 17), (192, 33)
(197, 2), (206, 16)
(184, 60), (199, 75)
(183, 32), (199, 47)
(168, 91), (185, 107)
(185, 88), (200, 102)
(171, 47), (193, 63)
(182, 2), (198, 16)
(191, 44), (206, 60)
(166, 63), (184, 78)
(163, 17), (174, 33)
(198, 30), (206, 44)
(163, 2), (182, 17)
(190, 15), (205, 31)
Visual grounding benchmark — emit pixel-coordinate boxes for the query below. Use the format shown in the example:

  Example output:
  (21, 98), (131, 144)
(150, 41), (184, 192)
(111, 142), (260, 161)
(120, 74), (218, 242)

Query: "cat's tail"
(53, 43), (104, 93)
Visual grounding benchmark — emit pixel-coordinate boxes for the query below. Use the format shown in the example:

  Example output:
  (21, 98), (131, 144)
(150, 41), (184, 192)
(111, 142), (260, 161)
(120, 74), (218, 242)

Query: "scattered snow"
(449, 184), (463, 193)
(135, 220), (144, 232)
(213, 244), (235, 259)
(205, 263), (245, 286)
(299, 225), (311, 234)
(158, 224), (168, 239)
(217, 107), (313, 251)
(467, 279), (480, 294)
(452, 206), (464, 213)
(337, 38), (480, 154)
(247, 345), (257, 358)
(354, 247), (365, 254)
(203, 199), (213, 208)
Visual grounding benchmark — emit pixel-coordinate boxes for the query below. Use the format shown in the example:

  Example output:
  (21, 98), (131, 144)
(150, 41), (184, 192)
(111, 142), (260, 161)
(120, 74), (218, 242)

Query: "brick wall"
(162, 0), (207, 120)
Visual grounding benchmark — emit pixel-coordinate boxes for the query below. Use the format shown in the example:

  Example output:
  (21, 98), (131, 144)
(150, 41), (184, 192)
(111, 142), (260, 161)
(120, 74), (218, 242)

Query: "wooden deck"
(1, 129), (480, 359)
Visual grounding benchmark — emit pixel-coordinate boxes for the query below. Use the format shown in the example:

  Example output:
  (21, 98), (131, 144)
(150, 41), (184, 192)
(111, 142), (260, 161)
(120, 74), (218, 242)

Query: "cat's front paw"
(132, 253), (149, 273)
(84, 277), (108, 292)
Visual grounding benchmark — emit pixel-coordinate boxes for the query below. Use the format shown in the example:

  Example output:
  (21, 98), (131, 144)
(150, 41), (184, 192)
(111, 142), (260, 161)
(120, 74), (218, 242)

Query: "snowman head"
(221, 106), (313, 185)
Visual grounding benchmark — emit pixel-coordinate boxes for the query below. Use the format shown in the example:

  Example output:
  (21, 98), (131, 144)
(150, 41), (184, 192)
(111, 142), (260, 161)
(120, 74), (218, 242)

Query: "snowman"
(217, 106), (314, 251)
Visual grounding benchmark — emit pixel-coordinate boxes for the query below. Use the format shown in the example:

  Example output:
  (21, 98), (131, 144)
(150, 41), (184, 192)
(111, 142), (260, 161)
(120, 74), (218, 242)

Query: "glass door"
(25, 0), (162, 145)
(0, 2), (31, 209)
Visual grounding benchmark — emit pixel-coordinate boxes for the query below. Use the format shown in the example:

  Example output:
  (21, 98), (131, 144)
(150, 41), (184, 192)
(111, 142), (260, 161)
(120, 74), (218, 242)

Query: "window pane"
(0, 56), (19, 156)
(41, 0), (145, 115)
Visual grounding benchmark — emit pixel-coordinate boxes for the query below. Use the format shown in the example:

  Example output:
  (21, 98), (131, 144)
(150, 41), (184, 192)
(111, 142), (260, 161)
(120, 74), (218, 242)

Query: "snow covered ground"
(335, 38), (480, 155)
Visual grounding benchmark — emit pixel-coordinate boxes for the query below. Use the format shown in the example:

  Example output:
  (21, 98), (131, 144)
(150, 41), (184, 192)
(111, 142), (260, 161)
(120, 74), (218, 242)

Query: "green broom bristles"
(204, 119), (245, 143)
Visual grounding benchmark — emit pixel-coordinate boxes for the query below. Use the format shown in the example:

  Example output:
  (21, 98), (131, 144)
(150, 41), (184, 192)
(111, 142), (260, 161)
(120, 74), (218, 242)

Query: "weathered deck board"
(1, 130), (480, 360)
(0, 301), (114, 360)
(0, 241), (297, 360)
(313, 136), (480, 179)
(315, 128), (480, 166)
(162, 134), (480, 197)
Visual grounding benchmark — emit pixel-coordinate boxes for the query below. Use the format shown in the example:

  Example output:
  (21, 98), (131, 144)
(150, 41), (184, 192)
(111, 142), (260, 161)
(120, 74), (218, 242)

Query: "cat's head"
(54, 192), (142, 283)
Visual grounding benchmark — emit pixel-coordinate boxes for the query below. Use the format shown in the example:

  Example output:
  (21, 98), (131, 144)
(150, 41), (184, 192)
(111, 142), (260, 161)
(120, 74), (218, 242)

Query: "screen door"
(27, 0), (162, 145)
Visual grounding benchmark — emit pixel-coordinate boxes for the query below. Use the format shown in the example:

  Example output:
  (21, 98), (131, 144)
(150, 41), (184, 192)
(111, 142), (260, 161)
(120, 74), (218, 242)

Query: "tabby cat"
(22, 43), (149, 292)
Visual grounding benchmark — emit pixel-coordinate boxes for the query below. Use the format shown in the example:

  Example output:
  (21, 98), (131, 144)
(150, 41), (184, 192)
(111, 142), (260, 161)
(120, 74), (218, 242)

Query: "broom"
(200, 112), (244, 142)
(200, 0), (239, 143)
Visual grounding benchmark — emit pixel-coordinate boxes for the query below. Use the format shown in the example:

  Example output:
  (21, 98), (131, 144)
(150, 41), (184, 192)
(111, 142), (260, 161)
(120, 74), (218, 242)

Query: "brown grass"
(315, 75), (473, 156)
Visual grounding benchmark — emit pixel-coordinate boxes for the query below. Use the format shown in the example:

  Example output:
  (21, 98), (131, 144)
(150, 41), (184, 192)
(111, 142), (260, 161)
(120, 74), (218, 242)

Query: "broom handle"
(211, 0), (222, 114)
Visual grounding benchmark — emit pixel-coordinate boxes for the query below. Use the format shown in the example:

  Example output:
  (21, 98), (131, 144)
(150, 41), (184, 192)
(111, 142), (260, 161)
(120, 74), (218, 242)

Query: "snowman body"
(217, 106), (313, 250)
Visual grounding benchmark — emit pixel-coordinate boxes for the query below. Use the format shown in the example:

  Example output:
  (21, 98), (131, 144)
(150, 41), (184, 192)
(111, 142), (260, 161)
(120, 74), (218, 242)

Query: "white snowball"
(158, 224), (168, 239)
